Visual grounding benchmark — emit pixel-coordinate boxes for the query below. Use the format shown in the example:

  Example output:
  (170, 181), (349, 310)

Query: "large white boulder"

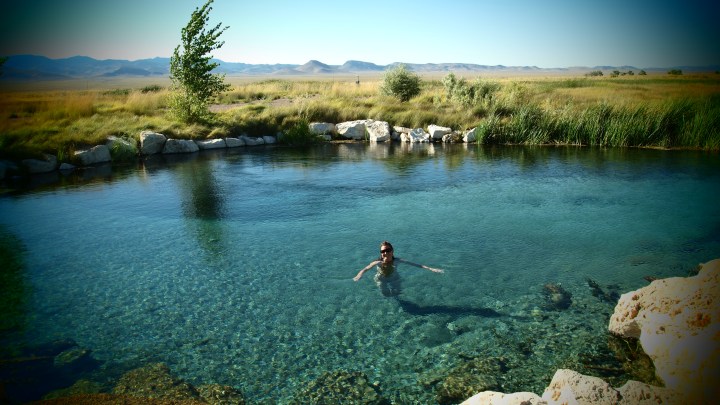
(461, 391), (542, 404)
(403, 128), (430, 143)
(309, 122), (336, 135)
(140, 131), (167, 155)
(163, 139), (199, 154)
(541, 369), (619, 405)
(366, 120), (391, 142)
(608, 259), (720, 401)
(74, 145), (111, 166)
(615, 380), (682, 405)
(428, 124), (452, 140)
(262, 135), (277, 145)
(195, 139), (227, 150)
(464, 128), (478, 143)
(336, 120), (368, 140)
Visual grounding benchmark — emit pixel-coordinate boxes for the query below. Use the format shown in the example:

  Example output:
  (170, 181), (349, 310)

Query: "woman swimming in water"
(353, 241), (444, 296)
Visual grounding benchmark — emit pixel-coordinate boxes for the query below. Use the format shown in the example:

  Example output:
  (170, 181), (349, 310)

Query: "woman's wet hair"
(380, 241), (393, 251)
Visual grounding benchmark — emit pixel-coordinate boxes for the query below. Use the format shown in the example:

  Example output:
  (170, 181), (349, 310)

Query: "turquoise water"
(1, 143), (719, 402)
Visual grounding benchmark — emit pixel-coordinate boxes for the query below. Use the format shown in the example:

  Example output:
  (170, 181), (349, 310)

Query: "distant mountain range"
(1, 54), (718, 80)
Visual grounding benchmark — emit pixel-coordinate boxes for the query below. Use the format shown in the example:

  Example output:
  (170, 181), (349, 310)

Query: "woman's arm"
(396, 258), (444, 273)
(354, 260), (381, 281)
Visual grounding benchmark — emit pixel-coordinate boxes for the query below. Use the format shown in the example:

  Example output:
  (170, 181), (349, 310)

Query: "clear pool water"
(1, 143), (719, 402)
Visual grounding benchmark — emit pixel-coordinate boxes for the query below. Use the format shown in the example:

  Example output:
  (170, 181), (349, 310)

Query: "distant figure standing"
(353, 241), (444, 297)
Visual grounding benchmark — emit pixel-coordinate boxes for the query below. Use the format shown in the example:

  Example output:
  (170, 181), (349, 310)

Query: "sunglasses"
(380, 249), (392, 254)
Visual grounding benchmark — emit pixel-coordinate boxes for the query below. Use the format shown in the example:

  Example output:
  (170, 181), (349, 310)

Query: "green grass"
(1, 74), (719, 161)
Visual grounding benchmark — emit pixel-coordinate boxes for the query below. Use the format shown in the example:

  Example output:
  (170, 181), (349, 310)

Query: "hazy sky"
(1, 0), (718, 68)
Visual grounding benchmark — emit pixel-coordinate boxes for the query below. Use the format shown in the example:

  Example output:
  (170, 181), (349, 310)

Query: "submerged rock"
(542, 283), (572, 310)
(113, 363), (200, 401)
(587, 278), (620, 303)
(197, 384), (246, 404)
(289, 370), (387, 404)
(435, 357), (506, 405)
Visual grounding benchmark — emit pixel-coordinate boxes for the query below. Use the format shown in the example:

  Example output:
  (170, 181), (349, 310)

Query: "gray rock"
(366, 120), (391, 142)
(336, 120), (369, 140)
(74, 145), (111, 165)
(262, 135), (277, 144)
(195, 139), (227, 150)
(22, 154), (57, 173)
(140, 131), (167, 155)
(309, 122), (336, 135)
(163, 139), (199, 154)
(428, 124), (452, 140)
(241, 136), (265, 146)
(225, 137), (245, 148)
(463, 128), (477, 143)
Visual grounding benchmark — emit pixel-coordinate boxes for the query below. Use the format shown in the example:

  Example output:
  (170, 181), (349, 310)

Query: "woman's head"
(380, 241), (394, 261)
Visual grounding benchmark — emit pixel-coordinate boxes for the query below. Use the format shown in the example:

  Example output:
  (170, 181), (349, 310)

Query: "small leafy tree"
(380, 64), (421, 102)
(170, 0), (230, 123)
(668, 69), (683, 75)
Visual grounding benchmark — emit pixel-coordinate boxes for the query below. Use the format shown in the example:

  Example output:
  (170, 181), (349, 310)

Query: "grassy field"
(1, 72), (719, 160)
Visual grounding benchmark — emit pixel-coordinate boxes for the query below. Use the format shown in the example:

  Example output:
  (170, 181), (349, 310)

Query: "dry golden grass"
(1, 72), (718, 158)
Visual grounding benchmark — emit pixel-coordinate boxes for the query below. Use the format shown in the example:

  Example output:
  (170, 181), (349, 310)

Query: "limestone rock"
(309, 122), (336, 135)
(225, 137), (245, 148)
(608, 258), (720, 401)
(616, 380), (683, 405)
(404, 128), (430, 143)
(163, 139), (199, 154)
(22, 154), (57, 173)
(241, 136), (265, 146)
(74, 145), (111, 165)
(442, 131), (464, 143)
(428, 124), (452, 140)
(540, 369), (619, 405)
(461, 390), (543, 405)
(195, 139), (227, 150)
(336, 120), (369, 140)
(464, 128), (478, 143)
(140, 131), (167, 155)
(262, 135), (277, 144)
(366, 120), (391, 142)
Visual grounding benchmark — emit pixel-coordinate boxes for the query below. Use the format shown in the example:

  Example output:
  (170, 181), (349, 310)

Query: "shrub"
(141, 84), (163, 93)
(668, 69), (683, 75)
(380, 64), (421, 102)
(280, 119), (321, 147)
